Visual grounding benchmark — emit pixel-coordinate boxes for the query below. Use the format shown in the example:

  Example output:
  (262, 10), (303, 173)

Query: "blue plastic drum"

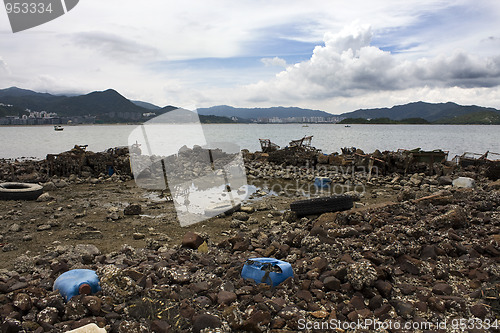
(53, 269), (101, 302)
(241, 258), (293, 287)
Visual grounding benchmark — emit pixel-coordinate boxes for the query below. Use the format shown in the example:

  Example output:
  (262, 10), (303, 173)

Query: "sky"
(1, 0), (500, 114)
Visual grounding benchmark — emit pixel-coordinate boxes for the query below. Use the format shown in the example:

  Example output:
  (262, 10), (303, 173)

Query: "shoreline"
(0, 146), (499, 332)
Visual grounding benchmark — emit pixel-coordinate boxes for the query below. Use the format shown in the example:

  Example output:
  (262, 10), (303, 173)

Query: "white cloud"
(242, 22), (500, 105)
(261, 57), (287, 67)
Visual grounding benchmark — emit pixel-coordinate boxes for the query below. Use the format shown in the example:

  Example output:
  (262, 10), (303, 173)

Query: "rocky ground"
(1, 155), (499, 332)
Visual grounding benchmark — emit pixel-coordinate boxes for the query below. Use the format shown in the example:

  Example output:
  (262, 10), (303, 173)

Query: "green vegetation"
(199, 115), (236, 123)
(339, 117), (430, 124)
(0, 104), (27, 118)
(435, 111), (500, 124)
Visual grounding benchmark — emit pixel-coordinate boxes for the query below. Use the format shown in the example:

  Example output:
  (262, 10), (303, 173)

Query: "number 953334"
(5, 2), (53, 14)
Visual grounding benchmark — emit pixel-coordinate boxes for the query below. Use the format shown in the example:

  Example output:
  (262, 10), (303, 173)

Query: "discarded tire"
(0, 182), (43, 201)
(290, 195), (353, 216)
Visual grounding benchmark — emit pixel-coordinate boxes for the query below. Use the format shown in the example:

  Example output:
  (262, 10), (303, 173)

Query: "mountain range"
(197, 105), (333, 119)
(1, 87), (500, 124)
(341, 101), (500, 123)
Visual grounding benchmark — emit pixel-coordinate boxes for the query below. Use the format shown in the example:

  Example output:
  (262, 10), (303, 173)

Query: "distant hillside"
(435, 111), (500, 124)
(132, 100), (161, 110)
(48, 89), (146, 117)
(339, 117), (430, 124)
(0, 87), (67, 111)
(341, 101), (500, 122)
(0, 104), (28, 118)
(197, 105), (333, 120)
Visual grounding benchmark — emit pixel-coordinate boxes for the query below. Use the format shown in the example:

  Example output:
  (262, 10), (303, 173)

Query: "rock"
(82, 296), (101, 315)
(9, 223), (21, 232)
(182, 232), (204, 249)
(431, 206), (467, 229)
(323, 276), (341, 291)
(347, 260), (377, 290)
(42, 182), (58, 191)
(470, 303), (487, 318)
(420, 245), (438, 260)
(37, 307), (59, 326)
(13, 293), (32, 311)
(438, 176), (453, 185)
(217, 291), (237, 305)
(374, 280), (392, 299)
(240, 310), (272, 331)
(390, 300), (414, 318)
(452, 177), (475, 188)
(432, 283), (453, 295)
(368, 295), (383, 311)
(239, 206), (255, 214)
(124, 204), (142, 216)
(132, 233), (145, 240)
(36, 193), (53, 202)
(76, 231), (103, 240)
(410, 174), (422, 186)
(232, 212), (249, 222)
(151, 320), (171, 333)
(64, 296), (88, 320)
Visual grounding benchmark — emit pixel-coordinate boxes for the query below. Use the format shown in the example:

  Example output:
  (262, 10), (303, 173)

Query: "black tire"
(0, 182), (43, 201)
(290, 195), (353, 216)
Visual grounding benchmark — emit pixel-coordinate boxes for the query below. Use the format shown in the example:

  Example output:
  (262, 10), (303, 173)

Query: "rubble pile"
(0, 183), (499, 332)
(0, 146), (132, 183)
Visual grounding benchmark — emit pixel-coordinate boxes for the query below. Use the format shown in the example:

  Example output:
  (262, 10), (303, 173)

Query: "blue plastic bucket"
(241, 258), (293, 287)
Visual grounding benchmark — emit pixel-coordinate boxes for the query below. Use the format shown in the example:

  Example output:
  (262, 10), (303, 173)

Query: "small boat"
(54, 125), (64, 131)
(302, 124), (309, 127)
(345, 125), (351, 128)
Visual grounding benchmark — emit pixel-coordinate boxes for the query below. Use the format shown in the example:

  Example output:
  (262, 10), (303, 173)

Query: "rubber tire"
(0, 182), (43, 201)
(290, 195), (353, 216)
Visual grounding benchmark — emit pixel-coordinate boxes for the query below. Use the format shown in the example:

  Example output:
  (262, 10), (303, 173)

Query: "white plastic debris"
(452, 177), (476, 188)
(66, 324), (106, 333)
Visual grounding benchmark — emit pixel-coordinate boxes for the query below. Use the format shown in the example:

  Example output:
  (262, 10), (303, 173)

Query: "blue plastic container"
(241, 258), (293, 287)
(53, 269), (101, 302)
(314, 177), (331, 189)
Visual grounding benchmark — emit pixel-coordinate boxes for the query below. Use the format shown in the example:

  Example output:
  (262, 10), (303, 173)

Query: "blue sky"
(1, 0), (500, 114)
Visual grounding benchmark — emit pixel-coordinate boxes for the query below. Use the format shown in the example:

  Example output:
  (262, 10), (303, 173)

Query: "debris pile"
(0, 146), (132, 183)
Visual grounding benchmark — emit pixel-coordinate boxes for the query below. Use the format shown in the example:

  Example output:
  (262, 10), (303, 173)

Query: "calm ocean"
(1, 124), (499, 160)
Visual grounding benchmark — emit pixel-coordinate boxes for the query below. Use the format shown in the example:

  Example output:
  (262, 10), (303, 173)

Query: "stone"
(13, 293), (32, 311)
(420, 245), (438, 260)
(217, 291), (237, 305)
(232, 212), (249, 221)
(239, 206), (255, 214)
(240, 310), (272, 331)
(323, 276), (341, 291)
(82, 296), (101, 315)
(9, 223), (21, 232)
(390, 300), (414, 318)
(438, 176), (453, 186)
(452, 177), (476, 188)
(37, 307), (59, 326)
(374, 280), (392, 299)
(470, 304), (488, 318)
(432, 283), (453, 296)
(182, 232), (204, 249)
(151, 320), (171, 333)
(132, 233), (145, 240)
(124, 204), (142, 216)
(368, 295), (383, 311)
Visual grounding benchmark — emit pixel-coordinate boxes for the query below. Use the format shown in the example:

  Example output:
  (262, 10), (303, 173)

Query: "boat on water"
(302, 124), (309, 127)
(54, 125), (64, 131)
(345, 125), (351, 128)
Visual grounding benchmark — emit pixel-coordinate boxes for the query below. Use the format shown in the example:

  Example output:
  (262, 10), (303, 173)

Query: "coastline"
(0, 146), (499, 331)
